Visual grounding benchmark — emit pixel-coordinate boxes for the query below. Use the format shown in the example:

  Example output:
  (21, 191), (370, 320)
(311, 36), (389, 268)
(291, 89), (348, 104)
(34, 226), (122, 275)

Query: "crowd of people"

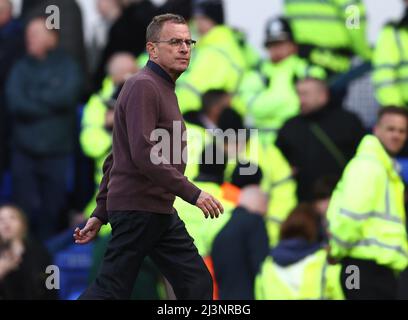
(1, 0), (408, 300)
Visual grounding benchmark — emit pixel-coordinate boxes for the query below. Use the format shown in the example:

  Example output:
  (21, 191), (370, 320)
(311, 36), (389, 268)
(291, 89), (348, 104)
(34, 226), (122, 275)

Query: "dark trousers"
(340, 257), (398, 300)
(79, 210), (213, 300)
(11, 150), (70, 241)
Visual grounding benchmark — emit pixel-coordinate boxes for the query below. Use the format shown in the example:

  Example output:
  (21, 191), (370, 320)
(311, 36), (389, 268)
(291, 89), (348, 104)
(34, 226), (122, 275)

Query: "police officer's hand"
(195, 191), (224, 219)
(73, 217), (102, 244)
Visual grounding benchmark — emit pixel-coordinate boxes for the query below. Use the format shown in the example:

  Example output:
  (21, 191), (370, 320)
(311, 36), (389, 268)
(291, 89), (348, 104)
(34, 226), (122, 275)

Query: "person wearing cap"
(275, 76), (366, 202)
(372, 0), (408, 108)
(175, 0), (251, 114)
(283, 0), (372, 77)
(237, 16), (327, 146)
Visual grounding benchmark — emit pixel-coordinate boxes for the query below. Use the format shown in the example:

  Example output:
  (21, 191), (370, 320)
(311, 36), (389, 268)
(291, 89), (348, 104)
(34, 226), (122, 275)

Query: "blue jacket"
(270, 238), (322, 267)
(6, 48), (82, 155)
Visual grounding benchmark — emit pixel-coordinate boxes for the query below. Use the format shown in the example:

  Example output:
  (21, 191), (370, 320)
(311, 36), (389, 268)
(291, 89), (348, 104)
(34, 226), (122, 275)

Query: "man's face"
(109, 54), (138, 85)
(0, 207), (25, 241)
(150, 22), (192, 78)
(26, 19), (57, 59)
(374, 113), (408, 155)
(194, 15), (215, 36)
(267, 41), (297, 63)
(296, 79), (328, 115)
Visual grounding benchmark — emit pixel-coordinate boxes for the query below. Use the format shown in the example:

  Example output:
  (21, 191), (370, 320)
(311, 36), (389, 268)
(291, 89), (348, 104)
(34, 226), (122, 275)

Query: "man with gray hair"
(75, 14), (223, 300)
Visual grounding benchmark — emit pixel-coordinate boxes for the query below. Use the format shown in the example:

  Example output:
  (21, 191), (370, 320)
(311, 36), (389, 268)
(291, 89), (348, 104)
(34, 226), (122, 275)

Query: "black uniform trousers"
(79, 210), (213, 300)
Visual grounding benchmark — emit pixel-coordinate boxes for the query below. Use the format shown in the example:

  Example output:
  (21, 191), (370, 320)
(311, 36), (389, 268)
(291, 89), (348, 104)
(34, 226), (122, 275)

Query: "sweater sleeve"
(125, 80), (201, 204)
(90, 153), (113, 224)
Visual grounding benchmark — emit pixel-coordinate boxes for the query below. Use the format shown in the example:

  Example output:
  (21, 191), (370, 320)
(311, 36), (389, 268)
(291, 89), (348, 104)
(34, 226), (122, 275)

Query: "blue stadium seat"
(397, 158), (408, 183)
(53, 241), (94, 300)
(0, 171), (12, 204)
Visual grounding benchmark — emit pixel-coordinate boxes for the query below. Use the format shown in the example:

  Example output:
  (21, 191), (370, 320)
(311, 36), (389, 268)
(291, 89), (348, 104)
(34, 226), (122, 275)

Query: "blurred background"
(1, 0), (408, 300)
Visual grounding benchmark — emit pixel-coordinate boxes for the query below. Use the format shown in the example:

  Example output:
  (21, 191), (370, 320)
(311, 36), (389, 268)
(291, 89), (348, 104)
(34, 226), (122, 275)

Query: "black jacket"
(0, 239), (57, 300)
(211, 206), (269, 300)
(276, 103), (366, 201)
(93, 0), (158, 91)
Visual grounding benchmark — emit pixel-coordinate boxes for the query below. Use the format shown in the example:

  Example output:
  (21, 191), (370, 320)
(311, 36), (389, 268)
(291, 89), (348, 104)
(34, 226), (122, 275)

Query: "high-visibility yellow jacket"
(184, 122), (213, 180)
(284, 0), (372, 74)
(372, 23), (408, 107)
(176, 25), (250, 114)
(255, 248), (344, 300)
(237, 55), (326, 145)
(223, 135), (298, 247)
(327, 135), (408, 271)
(174, 181), (234, 257)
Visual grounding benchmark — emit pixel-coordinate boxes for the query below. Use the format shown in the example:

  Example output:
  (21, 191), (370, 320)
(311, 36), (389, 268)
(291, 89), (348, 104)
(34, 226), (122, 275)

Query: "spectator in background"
(176, 0), (250, 114)
(176, 143), (233, 259)
(276, 77), (365, 202)
(237, 16), (327, 146)
(184, 89), (231, 131)
(85, 0), (124, 74)
(0, 0), (24, 185)
(93, 0), (158, 91)
(217, 108), (297, 247)
(81, 52), (138, 236)
(310, 175), (340, 244)
(372, 0), (408, 108)
(255, 203), (344, 300)
(0, 204), (56, 299)
(212, 182), (269, 300)
(23, 0), (87, 96)
(183, 89), (231, 180)
(6, 17), (82, 241)
(283, 0), (372, 78)
(327, 107), (408, 300)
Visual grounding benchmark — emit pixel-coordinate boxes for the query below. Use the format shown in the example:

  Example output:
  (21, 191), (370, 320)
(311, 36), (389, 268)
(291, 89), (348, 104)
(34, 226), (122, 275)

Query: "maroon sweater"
(91, 61), (201, 224)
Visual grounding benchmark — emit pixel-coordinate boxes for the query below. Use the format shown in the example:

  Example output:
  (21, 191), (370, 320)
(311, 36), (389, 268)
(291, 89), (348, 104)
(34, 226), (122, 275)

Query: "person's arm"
(74, 153), (112, 244)
(90, 152), (113, 224)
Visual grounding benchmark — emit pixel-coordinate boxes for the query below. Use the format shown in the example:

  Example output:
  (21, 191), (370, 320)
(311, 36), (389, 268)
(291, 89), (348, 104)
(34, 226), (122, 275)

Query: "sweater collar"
(146, 60), (174, 84)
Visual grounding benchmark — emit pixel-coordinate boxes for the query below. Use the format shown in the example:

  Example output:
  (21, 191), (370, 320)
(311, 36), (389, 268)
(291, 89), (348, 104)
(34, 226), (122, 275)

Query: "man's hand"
(195, 191), (224, 219)
(73, 217), (102, 244)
